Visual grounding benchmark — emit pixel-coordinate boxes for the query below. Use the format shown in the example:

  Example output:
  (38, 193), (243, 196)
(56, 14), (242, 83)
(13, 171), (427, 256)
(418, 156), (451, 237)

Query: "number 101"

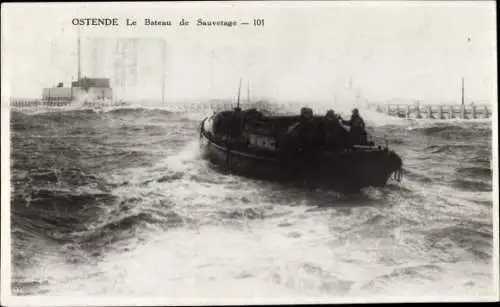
(253, 19), (264, 26)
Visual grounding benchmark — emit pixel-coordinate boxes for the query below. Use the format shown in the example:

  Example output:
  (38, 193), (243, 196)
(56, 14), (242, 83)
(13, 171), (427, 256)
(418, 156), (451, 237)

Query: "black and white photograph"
(1, 1), (498, 305)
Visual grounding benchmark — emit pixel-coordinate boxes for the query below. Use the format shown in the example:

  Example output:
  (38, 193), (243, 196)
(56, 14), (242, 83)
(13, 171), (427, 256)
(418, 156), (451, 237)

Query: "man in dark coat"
(321, 110), (347, 149)
(284, 107), (320, 151)
(341, 108), (367, 145)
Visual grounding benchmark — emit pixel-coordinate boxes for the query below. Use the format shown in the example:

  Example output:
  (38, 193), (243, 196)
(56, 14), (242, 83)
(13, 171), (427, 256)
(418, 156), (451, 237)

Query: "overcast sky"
(2, 1), (497, 104)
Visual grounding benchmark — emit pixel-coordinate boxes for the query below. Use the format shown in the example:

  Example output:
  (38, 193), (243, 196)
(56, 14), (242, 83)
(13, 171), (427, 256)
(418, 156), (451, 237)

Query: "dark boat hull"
(199, 120), (402, 190)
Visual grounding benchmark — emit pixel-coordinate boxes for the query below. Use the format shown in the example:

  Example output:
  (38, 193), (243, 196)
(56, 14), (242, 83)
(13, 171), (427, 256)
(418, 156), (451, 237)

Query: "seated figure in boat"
(319, 110), (348, 150)
(340, 108), (368, 145)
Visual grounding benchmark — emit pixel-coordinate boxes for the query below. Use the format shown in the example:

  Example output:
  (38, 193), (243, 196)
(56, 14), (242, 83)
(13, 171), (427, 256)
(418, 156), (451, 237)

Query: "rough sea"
(9, 102), (495, 302)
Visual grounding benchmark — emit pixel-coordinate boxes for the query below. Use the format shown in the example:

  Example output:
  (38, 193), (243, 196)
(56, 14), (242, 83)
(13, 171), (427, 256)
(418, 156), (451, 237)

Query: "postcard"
(1, 1), (498, 306)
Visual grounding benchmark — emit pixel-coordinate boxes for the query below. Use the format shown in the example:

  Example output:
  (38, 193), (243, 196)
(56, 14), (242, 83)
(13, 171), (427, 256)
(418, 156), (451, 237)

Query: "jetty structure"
(368, 78), (491, 120)
(11, 26), (115, 108)
(42, 26), (113, 106)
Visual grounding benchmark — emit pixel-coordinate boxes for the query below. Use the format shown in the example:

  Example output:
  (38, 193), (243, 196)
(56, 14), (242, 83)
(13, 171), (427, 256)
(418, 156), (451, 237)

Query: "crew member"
(341, 108), (367, 145)
(321, 110), (346, 149)
(285, 107), (319, 151)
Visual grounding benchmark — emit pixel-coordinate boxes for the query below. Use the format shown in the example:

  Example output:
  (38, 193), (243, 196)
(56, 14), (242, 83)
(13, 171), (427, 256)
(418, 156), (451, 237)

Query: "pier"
(9, 97), (71, 108)
(9, 97), (125, 108)
(367, 77), (491, 120)
(367, 103), (491, 120)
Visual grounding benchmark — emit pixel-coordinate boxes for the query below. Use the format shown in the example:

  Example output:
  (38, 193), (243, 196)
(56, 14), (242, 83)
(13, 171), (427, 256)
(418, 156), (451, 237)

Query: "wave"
(74, 212), (161, 247)
(450, 178), (492, 192)
(11, 109), (103, 132)
(216, 207), (267, 221)
(11, 165), (118, 250)
(411, 122), (492, 139)
(402, 169), (434, 183)
(455, 166), (492, 178)
(12, 191), (116, 244)
(417, 124), (465, 135)
(424, 224), (492, 261)
(105, 107), (173, 117)
(375, 264), (445, 283)
(425, 144), (478, 154)
(11, 107), (174, 122)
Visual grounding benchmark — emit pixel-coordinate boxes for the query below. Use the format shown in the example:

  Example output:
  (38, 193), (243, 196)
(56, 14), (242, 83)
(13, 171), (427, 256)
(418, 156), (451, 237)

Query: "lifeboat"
(199, 107), (403, 191)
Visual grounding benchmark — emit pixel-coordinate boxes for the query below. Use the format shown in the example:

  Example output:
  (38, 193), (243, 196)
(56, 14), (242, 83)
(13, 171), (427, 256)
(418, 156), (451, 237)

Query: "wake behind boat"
(200, 82), (403, 191)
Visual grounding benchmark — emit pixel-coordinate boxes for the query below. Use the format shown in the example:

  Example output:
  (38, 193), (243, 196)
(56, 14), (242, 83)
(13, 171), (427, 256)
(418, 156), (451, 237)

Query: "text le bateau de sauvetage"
(71, 17), (265, 27)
